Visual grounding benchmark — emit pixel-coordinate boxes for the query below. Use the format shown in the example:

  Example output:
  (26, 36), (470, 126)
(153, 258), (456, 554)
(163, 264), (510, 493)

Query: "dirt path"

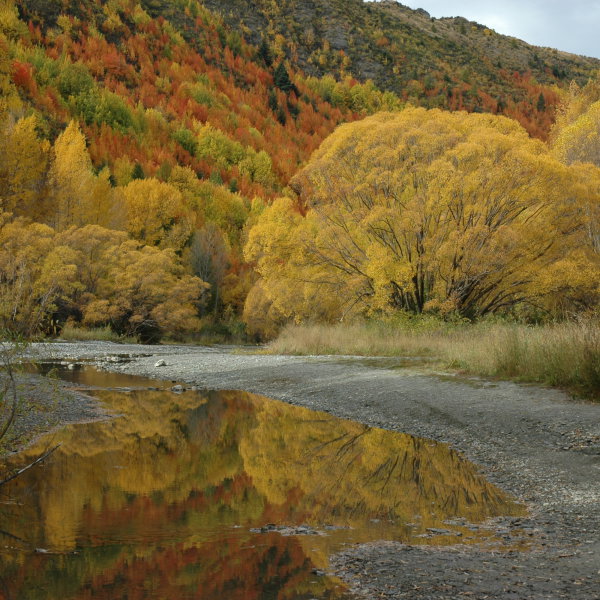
(30, 341), (600, 599)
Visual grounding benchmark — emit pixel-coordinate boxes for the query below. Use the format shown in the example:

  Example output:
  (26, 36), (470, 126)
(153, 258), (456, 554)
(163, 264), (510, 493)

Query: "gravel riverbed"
(19, 341), (600, 599)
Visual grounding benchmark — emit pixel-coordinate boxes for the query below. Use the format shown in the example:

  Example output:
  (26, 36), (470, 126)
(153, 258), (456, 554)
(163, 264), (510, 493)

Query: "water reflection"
(0, 386), (525, 600)
(29, 360), (177, 389)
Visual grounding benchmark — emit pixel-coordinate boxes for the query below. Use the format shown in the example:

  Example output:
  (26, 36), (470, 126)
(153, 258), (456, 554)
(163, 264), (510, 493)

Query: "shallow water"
(0, 366), (526, 599)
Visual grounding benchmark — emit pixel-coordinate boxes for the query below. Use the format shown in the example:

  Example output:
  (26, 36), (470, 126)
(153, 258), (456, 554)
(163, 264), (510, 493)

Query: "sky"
(387, 1), (600, 59)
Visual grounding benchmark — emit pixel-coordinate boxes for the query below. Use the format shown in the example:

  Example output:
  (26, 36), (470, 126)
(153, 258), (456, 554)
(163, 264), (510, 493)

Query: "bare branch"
(0, 444), (61, 488)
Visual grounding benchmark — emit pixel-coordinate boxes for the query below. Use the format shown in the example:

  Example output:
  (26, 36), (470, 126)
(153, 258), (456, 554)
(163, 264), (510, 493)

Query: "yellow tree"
(81, 239), (208, 342)
(246, 108), (595, 330)
(85, 167), (125, 229)
(0, 221), (210, 341)
(552, 98), (600, 166)
(0, 216), (79, 335)
(244, 197), (344, 334)
(57, 225), (129, 300)
(533, 162), (600, 313)
(168, 166), (248, 247)
(551, 78), (600, 149)
(549, 77), (600, 310)
(122, 178), (193, 251)
(47, 121), (96, 230)
(0, 115), (50, 219)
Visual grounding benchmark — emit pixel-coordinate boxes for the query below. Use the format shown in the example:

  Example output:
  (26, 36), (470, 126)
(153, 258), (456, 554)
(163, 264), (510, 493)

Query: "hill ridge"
(203, 0), (600, 138)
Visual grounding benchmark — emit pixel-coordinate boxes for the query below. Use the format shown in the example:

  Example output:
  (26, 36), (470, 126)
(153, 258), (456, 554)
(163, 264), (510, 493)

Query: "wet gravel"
(25, 341), (600, 599)
(1, 372), (108, 457)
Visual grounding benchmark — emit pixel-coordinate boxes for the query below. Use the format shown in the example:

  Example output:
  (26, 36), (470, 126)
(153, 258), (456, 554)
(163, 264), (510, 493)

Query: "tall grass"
(268, 320), (600, 398)
(60, 324), (138, 344)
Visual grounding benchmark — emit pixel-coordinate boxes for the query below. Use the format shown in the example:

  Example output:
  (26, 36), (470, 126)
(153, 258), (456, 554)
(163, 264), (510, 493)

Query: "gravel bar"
(27, 341), (600, 599)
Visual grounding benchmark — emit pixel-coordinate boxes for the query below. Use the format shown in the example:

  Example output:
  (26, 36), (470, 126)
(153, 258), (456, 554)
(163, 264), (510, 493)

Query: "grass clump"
(268, 319), (600, 398)
(60, 324), (138, 344)
(268, 320), (451, 357)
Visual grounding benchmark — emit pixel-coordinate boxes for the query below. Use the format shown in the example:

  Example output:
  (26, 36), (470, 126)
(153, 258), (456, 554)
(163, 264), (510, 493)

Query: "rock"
(67, 363), (76, 370)
(250, 523), (323, 536)
(426, 528), (452, 535)
(171, 384), (184, 393)
(154, 359), (166, 367)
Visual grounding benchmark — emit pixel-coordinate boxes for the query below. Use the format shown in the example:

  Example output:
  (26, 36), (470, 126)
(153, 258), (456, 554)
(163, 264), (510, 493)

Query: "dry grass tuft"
(268, 321), (600, 398)
(268, 321), (450, 357)
(60, 324), (137, 344)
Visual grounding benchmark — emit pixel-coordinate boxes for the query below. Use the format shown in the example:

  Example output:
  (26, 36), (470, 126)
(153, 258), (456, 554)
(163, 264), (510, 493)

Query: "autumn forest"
(1, 0), (600, 343)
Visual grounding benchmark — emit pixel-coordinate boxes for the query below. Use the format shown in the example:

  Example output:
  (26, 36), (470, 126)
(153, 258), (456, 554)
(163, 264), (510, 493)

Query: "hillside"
(9, 0), (374, 195)
(1, 0), (600, 341)
(1, 0), (401, 339)
(6, 0), (600, 190)
(203, 0), (600, 138)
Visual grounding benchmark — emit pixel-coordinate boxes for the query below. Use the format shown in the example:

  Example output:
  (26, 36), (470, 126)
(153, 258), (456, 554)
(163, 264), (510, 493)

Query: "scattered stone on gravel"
(250, 524), (326, 536)
(1, 372), (110, 456)
(154, 359), (166, 367)
(330, 540), (600, 599)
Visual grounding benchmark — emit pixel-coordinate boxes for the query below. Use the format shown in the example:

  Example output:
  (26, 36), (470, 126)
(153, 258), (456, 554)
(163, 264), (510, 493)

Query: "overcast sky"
(390, 1), (600, 58)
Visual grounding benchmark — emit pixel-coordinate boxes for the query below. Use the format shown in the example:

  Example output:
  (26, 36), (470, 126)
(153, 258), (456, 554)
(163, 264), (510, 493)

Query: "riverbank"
(0, 372), (109, 459)
(268, 321), (600, 399)
(18, 341), (600, 598)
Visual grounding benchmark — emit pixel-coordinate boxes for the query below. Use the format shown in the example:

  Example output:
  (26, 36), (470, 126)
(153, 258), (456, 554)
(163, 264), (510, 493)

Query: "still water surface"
(0, 365), (525, 599)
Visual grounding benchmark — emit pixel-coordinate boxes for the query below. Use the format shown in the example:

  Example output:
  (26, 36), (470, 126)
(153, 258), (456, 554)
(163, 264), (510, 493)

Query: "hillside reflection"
(0, 387), (524, 600)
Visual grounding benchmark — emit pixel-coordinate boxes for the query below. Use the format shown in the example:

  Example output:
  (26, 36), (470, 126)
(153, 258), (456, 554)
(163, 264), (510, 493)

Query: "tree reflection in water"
(0, 386), (525, 600)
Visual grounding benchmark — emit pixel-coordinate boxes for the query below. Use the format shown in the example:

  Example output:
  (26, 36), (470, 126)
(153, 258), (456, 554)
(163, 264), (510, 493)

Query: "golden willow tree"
(551, 79), (600, 167)
(547, 77), (600, 308)
(245, 108), (600, 334)
(0, 114), (209, 340)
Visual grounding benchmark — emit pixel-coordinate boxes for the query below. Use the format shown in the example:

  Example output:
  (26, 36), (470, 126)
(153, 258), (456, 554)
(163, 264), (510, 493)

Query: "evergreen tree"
(131, 162), (145, 180)
(276, 105), (287, 125)
(268, 89), (278, 113)
(274, 62), (296, 95)
(210, 170), (223, 185)
(537, 92), (546, 112)
(258, 38), (273, 68)
(287, 98), (300, 119)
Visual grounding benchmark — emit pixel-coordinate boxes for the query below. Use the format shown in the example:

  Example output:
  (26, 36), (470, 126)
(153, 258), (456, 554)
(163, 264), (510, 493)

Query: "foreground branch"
(0, 444), (60, 488)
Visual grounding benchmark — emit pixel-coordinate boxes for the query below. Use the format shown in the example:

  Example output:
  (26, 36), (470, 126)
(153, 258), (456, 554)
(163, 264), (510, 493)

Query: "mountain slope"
(9, 0), (380, 197)
(2, 0), (599, 339)
(203, 0), (600, 138)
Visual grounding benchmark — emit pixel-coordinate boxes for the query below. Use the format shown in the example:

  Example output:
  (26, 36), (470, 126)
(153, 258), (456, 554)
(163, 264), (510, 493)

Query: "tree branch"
(0, 444), (61, 488)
